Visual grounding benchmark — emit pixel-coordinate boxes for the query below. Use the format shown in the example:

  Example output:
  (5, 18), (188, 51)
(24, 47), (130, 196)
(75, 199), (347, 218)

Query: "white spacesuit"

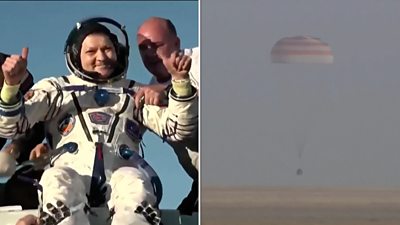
(0, 17), (198, 225)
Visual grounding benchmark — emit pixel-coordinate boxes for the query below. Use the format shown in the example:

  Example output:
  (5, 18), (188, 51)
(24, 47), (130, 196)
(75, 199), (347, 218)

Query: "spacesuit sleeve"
(188, 47), (200, 90)
(136, 83), (198, 143)
(0, 77), (63, 139)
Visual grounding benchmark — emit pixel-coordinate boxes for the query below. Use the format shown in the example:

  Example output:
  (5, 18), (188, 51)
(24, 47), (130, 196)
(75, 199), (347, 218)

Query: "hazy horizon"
(202, 187), (400, 225)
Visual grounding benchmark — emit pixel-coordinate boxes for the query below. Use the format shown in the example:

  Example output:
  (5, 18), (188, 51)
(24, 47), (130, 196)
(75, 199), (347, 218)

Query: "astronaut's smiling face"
(80, 33), (117, 79)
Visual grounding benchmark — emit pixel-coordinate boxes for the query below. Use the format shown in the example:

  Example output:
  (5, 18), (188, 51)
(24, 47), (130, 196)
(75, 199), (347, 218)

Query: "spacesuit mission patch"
(126, 119), (142, 141)
(58, 114), (75, 136)
(89, 112), (111, 125)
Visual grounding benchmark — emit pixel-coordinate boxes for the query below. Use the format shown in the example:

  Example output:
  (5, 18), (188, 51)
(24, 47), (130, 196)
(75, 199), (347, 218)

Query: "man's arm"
(135, 51), (198, 143)
(133, 83), (169, 108)
(0, 51), (36, 149)
(138, 85), (198, 143)
(133, 47), (200, 108)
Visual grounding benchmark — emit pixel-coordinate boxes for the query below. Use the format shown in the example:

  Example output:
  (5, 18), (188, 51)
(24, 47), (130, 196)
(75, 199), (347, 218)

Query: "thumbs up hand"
(1, 47), (29, 85)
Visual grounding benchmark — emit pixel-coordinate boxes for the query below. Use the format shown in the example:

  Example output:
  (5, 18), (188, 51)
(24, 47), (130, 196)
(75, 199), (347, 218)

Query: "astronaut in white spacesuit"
(0, 17), (198, 225)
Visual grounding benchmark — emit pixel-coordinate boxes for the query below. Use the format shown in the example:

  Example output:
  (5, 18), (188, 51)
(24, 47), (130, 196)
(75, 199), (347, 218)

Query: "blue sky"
(0, 1), (198, 209)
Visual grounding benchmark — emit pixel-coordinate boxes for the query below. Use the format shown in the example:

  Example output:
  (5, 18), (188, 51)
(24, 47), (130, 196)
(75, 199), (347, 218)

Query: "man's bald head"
(138, 17), (177, 38)
(137, 17), (181, 82)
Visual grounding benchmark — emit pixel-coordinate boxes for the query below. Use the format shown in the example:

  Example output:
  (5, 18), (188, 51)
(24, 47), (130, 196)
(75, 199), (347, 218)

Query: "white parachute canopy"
(271, 36), (333, 64)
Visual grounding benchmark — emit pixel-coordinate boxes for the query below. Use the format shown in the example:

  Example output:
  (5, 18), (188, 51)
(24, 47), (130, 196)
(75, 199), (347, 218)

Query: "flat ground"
(201, 187), (400, 225)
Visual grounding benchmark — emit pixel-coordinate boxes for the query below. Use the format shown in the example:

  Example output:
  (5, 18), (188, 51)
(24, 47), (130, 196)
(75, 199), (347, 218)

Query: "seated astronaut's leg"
(38, 166), (90, 225)
(108, 167), (160, 225)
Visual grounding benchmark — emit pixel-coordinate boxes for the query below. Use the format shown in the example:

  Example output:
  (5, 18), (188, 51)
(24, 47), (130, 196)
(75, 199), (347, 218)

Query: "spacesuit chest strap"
(61, 76), (94, 142)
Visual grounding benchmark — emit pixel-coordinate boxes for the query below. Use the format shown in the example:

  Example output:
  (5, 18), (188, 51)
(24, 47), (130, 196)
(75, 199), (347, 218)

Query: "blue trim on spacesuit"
(0, 106), (23, 117)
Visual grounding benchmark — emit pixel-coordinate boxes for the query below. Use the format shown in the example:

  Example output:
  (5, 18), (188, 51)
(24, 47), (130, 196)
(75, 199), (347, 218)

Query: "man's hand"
(134, 84), (168, 108)
(29, 143), (49, 161)
(3, 142), (21, 160)
(2, 47), (29, 85)
(15, 214), (39, 225)
(29, 143), (50, 170)
(162, 50), (191, 80)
